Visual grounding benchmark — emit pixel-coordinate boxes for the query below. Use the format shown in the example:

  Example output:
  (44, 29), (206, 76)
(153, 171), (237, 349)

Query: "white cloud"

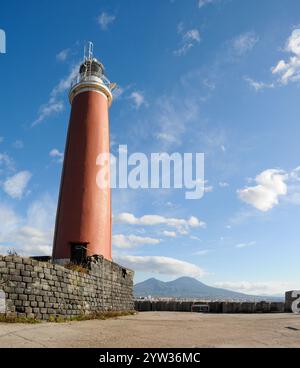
(12, 140), (24, 149)
(174, 26), (201, 56)
(112, 234), (161, 249)
(56, 48), (70, 62)
(26, 196), (55, 232)
(115, 254), (207, 278)
(232, 32), (259, 56)
(0, 153), (14, 173)
(235, 241), (256, 249)
(155, 95), (199, 148)
(246, 29), (300, 89)
(198, 0), (221, 9)
(155, 132), (178, 143)
(13, 226), (52, 256)
(50, 148), (64, 163)
(0, 204), (20, 243)
(194, 249), (211, 256)
(32, 101), (64, 127)
(237, 169), (288, 211)
(198, 0), (215, 8)
(204, 185), (213, 193)
(129, 91), (146, 109)
(3, 171), (32, 199)
(188, 216), (204, 227)
(284, 166), (300, 205)
(114, 213), (206, 233)
(178, 228), (189, 236)
(184, 29), (201, 43)
(290, 166), (300, 181)
(219, 181), (229, 187)
(235, 165), (300, 212)
(32, 63), (79, 126)
(245, 77), (275, 91)
(285, 28), (300, 54)
(162, 230), (177, 238)
(271, 29), (300, 85)
(285, 189), (300, 205)
(253, 28), (300, 87)
(214, 281), (299, 296)
(0, 195), (55, 256)
(98, 12), (116, 30)
(147, 65), (222, 151)
(51, 63), (80, 97)
(197, 178), (213, 193)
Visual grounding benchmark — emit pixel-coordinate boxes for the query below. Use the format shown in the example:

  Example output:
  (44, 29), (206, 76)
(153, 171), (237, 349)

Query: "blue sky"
(1, 0), (300, 296)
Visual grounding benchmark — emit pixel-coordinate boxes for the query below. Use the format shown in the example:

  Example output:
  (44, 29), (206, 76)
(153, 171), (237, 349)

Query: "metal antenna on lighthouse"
(84, 41), (94, 62)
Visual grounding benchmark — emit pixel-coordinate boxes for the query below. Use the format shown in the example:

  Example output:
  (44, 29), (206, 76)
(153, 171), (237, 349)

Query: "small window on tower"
(70, 243), (88, 265)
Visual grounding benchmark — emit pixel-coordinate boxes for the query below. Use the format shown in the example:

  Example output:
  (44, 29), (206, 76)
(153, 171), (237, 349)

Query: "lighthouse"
(52, 42), (115, 264)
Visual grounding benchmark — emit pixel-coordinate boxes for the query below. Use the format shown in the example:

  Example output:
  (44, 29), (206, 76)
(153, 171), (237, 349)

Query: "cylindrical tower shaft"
(52, 46), (114, 263)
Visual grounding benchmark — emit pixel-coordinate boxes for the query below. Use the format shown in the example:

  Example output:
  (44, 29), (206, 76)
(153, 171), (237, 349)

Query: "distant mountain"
(134, 277), (283, 302)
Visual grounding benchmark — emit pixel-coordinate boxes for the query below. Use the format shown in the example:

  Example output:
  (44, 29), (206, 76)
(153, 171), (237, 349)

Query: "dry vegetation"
(0, 311), (136, 324)
(64, 263), (89, 274)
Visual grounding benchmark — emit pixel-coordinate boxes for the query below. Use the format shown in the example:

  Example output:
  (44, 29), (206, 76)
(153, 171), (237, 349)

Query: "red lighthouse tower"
(52, 43), (114, 264)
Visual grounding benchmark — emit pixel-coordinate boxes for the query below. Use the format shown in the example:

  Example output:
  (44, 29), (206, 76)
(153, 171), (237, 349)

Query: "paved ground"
(0, 312), (300, 348)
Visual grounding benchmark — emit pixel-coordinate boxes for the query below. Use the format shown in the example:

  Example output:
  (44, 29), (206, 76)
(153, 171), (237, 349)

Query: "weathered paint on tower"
(52, 43), (114, 263)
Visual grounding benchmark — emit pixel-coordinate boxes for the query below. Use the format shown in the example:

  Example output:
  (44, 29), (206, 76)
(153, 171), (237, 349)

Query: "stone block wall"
(0, 255), (134, 320)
